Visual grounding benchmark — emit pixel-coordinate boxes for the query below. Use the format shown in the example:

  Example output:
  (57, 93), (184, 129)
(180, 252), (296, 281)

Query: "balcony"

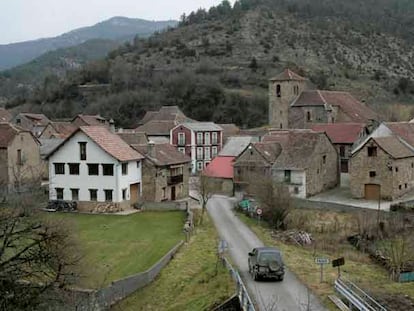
(167, 174), (184, 185)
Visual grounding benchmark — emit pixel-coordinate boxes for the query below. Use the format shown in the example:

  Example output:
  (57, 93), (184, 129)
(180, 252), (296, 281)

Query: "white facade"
(273, 169), (306, 198)
(48, 131), (142, 203)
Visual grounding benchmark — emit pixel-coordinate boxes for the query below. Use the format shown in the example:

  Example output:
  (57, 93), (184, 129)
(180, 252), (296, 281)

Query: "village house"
(12, 113), (51, 137)
(311, 123), (368, 173)
(47, 126), (144, 212)
(350, 122), (414, 200)
(71, 114), (109, 127)
(264, 130), (339, 198)
(0, 108), (12, 122)
(268, 69), (379, 130)
(0, 123), (42, 198)
(170, 122), (223, 173)
(39, 121), (77, 139)
(132, 142), (191, 202)
(233, 141), (281, 194)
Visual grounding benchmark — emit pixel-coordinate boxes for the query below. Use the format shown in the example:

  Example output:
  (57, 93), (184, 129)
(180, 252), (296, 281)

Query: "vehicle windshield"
(258, 251), (282, 265)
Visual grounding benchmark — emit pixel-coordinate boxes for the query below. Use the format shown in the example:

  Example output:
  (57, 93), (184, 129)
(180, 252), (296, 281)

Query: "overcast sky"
(0, 0), (233, 44)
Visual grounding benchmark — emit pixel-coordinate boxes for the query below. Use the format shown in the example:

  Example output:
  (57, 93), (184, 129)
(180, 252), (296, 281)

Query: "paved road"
(208, 195), (327, 311)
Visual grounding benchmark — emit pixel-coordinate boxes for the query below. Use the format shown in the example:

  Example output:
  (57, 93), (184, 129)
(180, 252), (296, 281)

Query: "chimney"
(148, 140), (155, 158)
(109, 119), (115, 133)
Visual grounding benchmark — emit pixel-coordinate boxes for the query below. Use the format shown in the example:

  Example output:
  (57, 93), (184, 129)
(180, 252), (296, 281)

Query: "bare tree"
(192, 174), (214, 225)
(380, 235), (413, 282)
(249, 175), (292, 230)
(0, 186), (80, 310)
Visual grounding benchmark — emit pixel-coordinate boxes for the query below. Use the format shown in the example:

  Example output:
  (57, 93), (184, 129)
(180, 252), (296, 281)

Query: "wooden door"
(130, 183), (140, 204)
(171, 186), (176, 201)
(365, 184), (380, 200)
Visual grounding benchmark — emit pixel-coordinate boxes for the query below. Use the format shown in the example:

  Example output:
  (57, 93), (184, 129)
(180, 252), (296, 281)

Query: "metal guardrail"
(222, 256), (256, 311)
(335, 278), (387, 311)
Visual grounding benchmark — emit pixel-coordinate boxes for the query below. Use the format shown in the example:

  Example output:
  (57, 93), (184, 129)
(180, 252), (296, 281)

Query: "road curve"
(208, 195), (327, 311)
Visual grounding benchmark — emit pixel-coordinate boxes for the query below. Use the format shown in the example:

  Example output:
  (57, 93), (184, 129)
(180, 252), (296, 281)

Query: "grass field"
(44, 211), (185, 288)
(113, 212), (235, 311)
(238, 210), (414, 310)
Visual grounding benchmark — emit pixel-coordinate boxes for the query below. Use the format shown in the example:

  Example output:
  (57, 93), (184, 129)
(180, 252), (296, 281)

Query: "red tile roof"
(373, 136), (414, 159)
(19, 113), (50, 126)
(0, 108), (12, 122)
(73, 114), (107, 126)
(0, 122), (33, 148)
(270, 69), (307, 81)
(203, 156), (235, 179)
(136, 120), (177, 136)
(385, 122), (414, 147)
(310, 123), (366, 144)
(49, 122), (77, 138)
(132, 143), (191, 166)
(292, 90), (378, 123)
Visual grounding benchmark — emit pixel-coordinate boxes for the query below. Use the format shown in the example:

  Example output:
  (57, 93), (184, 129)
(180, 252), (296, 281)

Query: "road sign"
(256, 208), (262, 215)
(315, 258), (330, 265)
(332, 257), (345, 267)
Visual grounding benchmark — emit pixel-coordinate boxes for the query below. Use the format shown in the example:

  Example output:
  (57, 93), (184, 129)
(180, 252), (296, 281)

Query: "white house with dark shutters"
(46, 126), (144, 212)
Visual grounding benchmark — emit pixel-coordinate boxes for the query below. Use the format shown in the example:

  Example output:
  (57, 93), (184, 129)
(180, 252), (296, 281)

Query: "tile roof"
(219, 123), (240, 141)
(47, 126), (144, 162)
(132, 143), (191, 166)
(270, 69), (307, 81)
(74, 114), (107, 126)
(0, 108), (12, 122)
(220, 136), (255, 157)
(385, 122), (414, 147)
(39, 138), (64, 159)
(310, 123), (366, 144)
(373, 136), (414, 159)
(136, 120), (176, 136)
(203, 156), (235, 179)
(252, 142), (282, 164)
(117, 131), (148, 145)
(48, 122), (77, 138)
(0, 122), (33, 148)
(138, 106), (194, 125)
(292, 90), (378, 123)
(19, 113), (50, 126)
(179, 122), (223, 132)
(263, 130), (325, 169)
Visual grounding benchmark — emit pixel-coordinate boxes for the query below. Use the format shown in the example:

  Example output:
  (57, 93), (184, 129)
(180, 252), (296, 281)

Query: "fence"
(222, 257), (256, 311)
(334, 278), (387, 311)
(399, 271), (414, 283)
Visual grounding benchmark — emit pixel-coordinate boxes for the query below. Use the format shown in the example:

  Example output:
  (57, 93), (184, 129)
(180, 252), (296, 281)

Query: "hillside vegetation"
(4, 0), (414, 128)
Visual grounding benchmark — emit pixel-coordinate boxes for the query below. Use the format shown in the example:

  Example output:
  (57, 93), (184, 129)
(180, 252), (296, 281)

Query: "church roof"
(269, 69), (307, 82)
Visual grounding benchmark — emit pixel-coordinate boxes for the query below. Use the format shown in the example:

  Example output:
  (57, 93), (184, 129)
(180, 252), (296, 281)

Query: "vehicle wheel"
(279, 276), (284, 281)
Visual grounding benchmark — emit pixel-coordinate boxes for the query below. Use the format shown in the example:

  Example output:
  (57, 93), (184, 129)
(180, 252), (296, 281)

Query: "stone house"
(311, 123), (368, 173)
(0, 123), (42, 197)
(263, 130), (339, 198)
(12, 113), (51, 137)
(47, 126), (144, 212)
(203, 156), (235, 196)
(170, 122), (223, 173)
(268, 69), (379, 129)
(132, 142), (191, 202)
(233, 142), (282, 194)
(350, 122), (414, 200)
(39, 121), (77, 139)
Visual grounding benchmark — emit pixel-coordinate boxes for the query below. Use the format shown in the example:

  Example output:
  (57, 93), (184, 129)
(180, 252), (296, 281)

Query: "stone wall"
(350, 141), (414, 200)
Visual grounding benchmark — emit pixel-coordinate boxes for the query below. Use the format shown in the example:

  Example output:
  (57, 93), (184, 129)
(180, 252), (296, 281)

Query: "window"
(212, 132), (218, 144)
(162, 187), (166, 199)
(122, 188), (127, 200)
(16, 118), (21, 125)
(212, 146), (218, 157)
(54, 163), (65, 175)
(204, 147), (211, 160)
(395, 167), (399, 172)
(294, 187), (299, 194)
(204, 161), (210, 168)
(197, 132), (203, 144)
(205, 132), (210, 145)
(88, 164), (99, 175)
(280, 123), (283, 129)
(276, 84), (281, 97)
(339, 146), (345, 158)
(79, 142), (87, 160)
(178, 132), (185, 145)
(196, 161), (203, 171)
(17, 149), (23, 166)
(69, 163), (80, 175)
(280, 110), (283, 116)
(369, 171), (376, 178)
(178, 147), (185, 154)
(89, 189), (98, 201)
(405, 183), (408, 189)
(71, 188), (79, 201)
(399, 185), (402, 190)
(197, 147), (203, 160)
(306, 111), (312, 122)
(284, 170), (291, 183)
(322, 155), (326, 164)
(137, 161), (141, 169)
(104, 189), (113, 202)
(368, 146), (377, 157)
(56, 188), (64, 200)
(102, 164), (114, 176)
(122, 163), (128, 175)
(293, 85), (299, 95)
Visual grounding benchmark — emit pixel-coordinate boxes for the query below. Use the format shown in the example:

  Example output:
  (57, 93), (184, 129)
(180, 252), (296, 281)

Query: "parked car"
(248, 247), (285, 281)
